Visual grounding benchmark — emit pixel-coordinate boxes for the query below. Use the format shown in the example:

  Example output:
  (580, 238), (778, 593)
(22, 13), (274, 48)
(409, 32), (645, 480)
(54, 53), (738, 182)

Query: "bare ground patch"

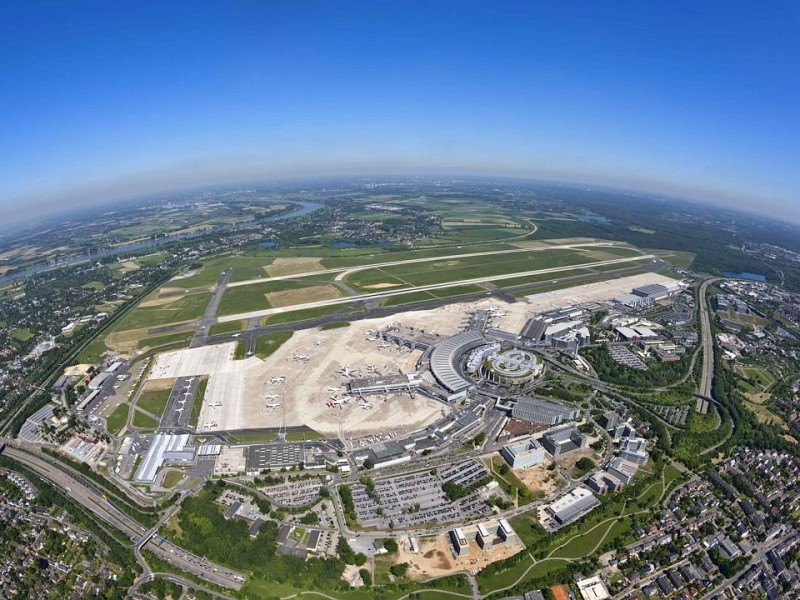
(265, 284), (342, 307)
(264, 257), (324, 277)
(141, 378), (177, 392)
(363, 282), (403, 289)
(397, 534), (524, 580)
(515, 460), (565, 496)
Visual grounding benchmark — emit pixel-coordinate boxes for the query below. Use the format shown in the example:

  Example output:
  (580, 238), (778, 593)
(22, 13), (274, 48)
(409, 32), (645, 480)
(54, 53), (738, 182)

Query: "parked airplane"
(264, 394), (281, 401)
(265, 403), (281, 409)
(270, 376), (286, 384)
(338, 365), (359, 378)
(232, 333), (241, 338)
(293, 352), (310, 362)
(378, 343), (390, 349)
(208, 400), (223, 407)
(174, 407), (183, 414)
(362, 404), (374, 410)
(326, 386), (340, 392)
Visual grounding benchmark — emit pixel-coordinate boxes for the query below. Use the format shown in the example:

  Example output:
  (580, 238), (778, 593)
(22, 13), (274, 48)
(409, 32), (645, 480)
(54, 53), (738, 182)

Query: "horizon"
(2, 2), (799, 223)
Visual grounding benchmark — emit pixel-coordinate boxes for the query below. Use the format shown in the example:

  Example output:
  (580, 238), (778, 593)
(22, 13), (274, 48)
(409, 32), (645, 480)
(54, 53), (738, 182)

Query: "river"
(0, 200), (323, 285)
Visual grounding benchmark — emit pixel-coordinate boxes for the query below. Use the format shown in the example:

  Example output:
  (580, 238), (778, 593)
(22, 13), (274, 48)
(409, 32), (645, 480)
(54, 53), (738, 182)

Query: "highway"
(0, 443), (244, 591)
(217, 253), (655, 323)
(698, 277), (720, 398)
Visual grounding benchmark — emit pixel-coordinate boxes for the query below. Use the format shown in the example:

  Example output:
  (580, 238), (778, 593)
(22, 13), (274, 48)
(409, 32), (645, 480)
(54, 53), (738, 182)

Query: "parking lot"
(259, 477), (323, 507)
(350, 460), (494, 529)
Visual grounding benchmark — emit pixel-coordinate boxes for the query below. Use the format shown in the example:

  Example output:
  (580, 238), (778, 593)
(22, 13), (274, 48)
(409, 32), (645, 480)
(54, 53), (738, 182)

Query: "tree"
(383, 538), (398, 553)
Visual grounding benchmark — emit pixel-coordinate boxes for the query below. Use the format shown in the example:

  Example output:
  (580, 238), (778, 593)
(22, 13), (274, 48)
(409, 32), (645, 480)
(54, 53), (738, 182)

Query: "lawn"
(227, 432), (278, 443)
(345, 248), (597, 290)
(255, 331), (293, 359)
(261, 304), (344, 327)
(217, 275), (338, 317)
(189, 377), (208, 429)
(550, 518), (623, 559)
(105, 403), (130, 435)
(209, 320), (246, 335)
(132, 409), (160, 429)
(234, 340), (247, 359)
(320, 321), (350, 330)
(285, 430), (325, 441)
(162, 470), (185, 488)
(137, 330), (194, 350)
(78, 336), (109, 364)
(114, 291), (210, 330)
(135, 252), (168, 266)
(11, 328), (34, 341)
(137, 388), (172, 416)
(81, 281), (105, 291)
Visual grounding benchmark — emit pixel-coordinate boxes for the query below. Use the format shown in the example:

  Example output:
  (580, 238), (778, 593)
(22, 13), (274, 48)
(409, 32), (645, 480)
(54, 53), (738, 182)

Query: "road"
(217, 253), (655, 323)
(1, 443), (244, 590)
(697, 278), (719, 398)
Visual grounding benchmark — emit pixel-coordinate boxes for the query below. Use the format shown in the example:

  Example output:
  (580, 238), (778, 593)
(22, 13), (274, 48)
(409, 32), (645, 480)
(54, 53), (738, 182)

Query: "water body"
(576, 214), (611, 223)
(0, 200), (324, 284)
(721, 271), (767, 282)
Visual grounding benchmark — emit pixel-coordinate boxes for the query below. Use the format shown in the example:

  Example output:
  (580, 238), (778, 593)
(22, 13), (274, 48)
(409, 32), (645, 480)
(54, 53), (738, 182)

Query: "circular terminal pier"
(481, 348), (543, 386)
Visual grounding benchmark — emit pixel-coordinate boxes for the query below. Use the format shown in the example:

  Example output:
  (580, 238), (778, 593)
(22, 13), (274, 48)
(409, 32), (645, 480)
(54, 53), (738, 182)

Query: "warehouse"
(544, 487), (600, 527)
(499, 395), (580, 426)
(134, 433), (195, 484)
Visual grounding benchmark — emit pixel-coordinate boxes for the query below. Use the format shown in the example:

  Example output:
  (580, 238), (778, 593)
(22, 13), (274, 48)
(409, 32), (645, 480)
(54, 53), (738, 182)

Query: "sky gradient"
(2, 1), (799, 222)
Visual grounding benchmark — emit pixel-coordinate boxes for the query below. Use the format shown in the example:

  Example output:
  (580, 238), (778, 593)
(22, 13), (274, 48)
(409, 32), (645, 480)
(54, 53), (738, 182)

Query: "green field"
(285, 430), (325, 441)
(137, 388), (172, 416)
(137, 330), (194, 350)
(261, 304), (344, 327)
(11, 328), (34, 341)
(132, 409), (159, 429)
(105, 403), (130, 435)
(114, 291), (210, 330)
(217, 275), (338, 317)
(344, 247), (617, 291)
(78, 336), (109, 364)
(227, 432), (278, 443)
(209, 320), (246, 335)
(162, 470), (184, 488)
(189, 377), (208, 429)
(255, 331), (294, 359)
(381, 284), (486, 308)
(81, 281), (105, 291)
(135, 252), (168, 267)
(320, 321), (350, 330)
(233, 340), (247, 359)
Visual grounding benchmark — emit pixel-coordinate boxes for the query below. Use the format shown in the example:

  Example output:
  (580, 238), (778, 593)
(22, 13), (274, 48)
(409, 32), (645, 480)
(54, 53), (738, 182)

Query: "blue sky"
(1, 1), (799, 221)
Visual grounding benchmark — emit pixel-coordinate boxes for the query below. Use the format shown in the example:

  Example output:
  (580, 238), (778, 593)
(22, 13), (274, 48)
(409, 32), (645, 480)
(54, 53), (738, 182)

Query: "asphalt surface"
(158, 376), (199, 431)
(1, 441), (245, 591)
(217, 253), (657, 323)
(698, 277), (720, 398)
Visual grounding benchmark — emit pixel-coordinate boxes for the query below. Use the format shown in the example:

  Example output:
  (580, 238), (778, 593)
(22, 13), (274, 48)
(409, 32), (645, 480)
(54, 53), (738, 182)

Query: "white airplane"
(265, 403), (281, 409)
(378, 343), (390, 349)
(270, 376), (286, 384)
(366, 364), (377, 372)
(365, 336), (377, 342)
(293, 352), (310, 362)
(314, 339), (324, 346)
(362, 404), (374, 410)
(187, 377), (195, 382)
(174, 407), (184, 414)
(338, 366), (359, 378)
(208, 400), (223, 407)
(326, 386), (340, 392)
(265, 394), (281, 401)
(232, 333), (241, 338)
